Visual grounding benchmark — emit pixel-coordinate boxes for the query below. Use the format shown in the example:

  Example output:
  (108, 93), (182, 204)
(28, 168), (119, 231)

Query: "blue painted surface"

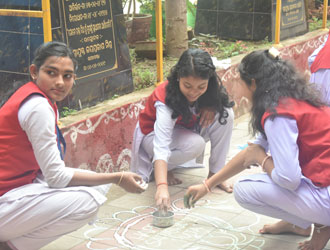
(0, 0), (134, 112)
(0, 1), (43, 75)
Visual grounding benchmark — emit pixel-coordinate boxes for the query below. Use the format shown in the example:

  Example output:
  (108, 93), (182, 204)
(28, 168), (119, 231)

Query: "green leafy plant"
(189, 34), (271, 60)
(133, 67), (155, 90)
(137, 0), (154, 12)
(186, 0), (196, 18)
(60, 107), (77, 118)
(308, 15), (330, 31)
(129, 48), (137, 64)
(219, 40), (248, 57)
(111, 94), (119, 100)
(137, 0), (196, 11)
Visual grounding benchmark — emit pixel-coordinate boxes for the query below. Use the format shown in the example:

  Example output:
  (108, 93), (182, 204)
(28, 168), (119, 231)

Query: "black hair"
(238, 49), (324, 136)
(32, 41), (78, 72)
(165, 48), (234, 125)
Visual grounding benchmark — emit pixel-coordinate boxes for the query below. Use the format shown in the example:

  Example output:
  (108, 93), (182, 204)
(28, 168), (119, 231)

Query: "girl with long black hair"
(185, 49), (330, 250)
(131, 48), (234, 210)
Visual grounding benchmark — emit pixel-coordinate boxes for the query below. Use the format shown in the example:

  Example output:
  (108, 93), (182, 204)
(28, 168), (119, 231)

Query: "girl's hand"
(184, 183), (208, 209)
(155, 184), (170, 212)
(118, 172), (146, 193)
(243, 142), (267, 168)
(199, 107), (216, 128)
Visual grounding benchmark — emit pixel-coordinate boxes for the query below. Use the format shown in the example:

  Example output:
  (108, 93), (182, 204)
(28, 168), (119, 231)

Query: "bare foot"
(298, 224), (330, 250)
(259, 220), (311, 236)
(167, 171), (182, 186)
(216, 182), (233, 193)
(208, 172), (233, 193)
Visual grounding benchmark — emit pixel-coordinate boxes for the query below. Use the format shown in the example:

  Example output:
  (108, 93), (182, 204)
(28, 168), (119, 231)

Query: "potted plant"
(138, 0), (165, 39)
(123, 0), (152, 45)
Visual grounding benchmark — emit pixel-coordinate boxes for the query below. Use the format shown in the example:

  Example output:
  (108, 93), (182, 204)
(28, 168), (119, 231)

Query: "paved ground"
(41, 113), (330, 250)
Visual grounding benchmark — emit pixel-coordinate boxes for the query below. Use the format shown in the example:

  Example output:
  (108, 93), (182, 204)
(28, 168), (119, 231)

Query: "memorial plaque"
(0, 0), (133, 111)
(282, 0), (305, 26)
(195, 0), (308, 41)
(62, 0), (118, 82)
(271, 0), (308, 40)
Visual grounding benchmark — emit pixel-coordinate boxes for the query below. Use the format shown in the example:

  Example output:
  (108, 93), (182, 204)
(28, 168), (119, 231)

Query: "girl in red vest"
(131, 48), (234, 211)
(0, 41), (145, 250)
(185, 49), (330, 250)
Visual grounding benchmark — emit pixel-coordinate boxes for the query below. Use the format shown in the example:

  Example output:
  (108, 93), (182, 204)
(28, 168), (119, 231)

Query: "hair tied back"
(199, 62), (214, 70)
(268, 47), (280, 60)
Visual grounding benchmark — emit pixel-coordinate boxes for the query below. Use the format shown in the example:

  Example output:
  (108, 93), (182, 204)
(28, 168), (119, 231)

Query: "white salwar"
(0, 95), (110, 250)
(130, 101), (234, 182)
(233, 117), (330, 229)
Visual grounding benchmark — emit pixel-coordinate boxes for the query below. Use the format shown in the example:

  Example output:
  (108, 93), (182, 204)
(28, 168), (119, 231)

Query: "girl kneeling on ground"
(0, 41), (145, 250)
(186, 49), (330, 250)
(131, 48), (234, 211)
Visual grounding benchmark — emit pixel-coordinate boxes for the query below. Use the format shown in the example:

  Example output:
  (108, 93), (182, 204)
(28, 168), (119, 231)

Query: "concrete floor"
(41, 113), (330, 250)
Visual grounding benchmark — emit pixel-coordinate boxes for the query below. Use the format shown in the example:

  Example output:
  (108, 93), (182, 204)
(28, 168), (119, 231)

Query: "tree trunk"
(165, 0), (188, 57)
(308, 0), (316, 9)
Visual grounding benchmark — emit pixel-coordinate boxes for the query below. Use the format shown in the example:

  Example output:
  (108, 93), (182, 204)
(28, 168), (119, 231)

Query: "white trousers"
(0, 184), (110, 250)
(234, 173), (330, 229)
(139, 109), (234, 180)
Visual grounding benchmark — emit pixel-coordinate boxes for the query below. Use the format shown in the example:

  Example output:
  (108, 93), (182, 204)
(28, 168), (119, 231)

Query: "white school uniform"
(130, 101), (234, 182)
(233, 116), (330, 228)
(0, 95), (110, 250)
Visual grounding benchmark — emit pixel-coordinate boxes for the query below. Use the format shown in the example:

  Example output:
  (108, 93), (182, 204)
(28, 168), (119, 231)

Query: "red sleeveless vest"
(310, 30), (330, 73)
(0, 82), (58, 196)
(139, 81), (197, 135)
(261, 98), (330, 187)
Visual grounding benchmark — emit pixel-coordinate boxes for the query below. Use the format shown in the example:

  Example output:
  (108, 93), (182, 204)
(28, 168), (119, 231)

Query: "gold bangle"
(261, 155), (271, 171)
(203, 179), (211, 192)
(117, 171), (124, 186)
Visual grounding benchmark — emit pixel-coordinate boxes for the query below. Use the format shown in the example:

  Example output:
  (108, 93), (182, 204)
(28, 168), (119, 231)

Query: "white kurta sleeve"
(152, 101), (176, 163)
(252, 133), (269, 152)
(18, 95), (74, 188)
(264, 116), (303, 191)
